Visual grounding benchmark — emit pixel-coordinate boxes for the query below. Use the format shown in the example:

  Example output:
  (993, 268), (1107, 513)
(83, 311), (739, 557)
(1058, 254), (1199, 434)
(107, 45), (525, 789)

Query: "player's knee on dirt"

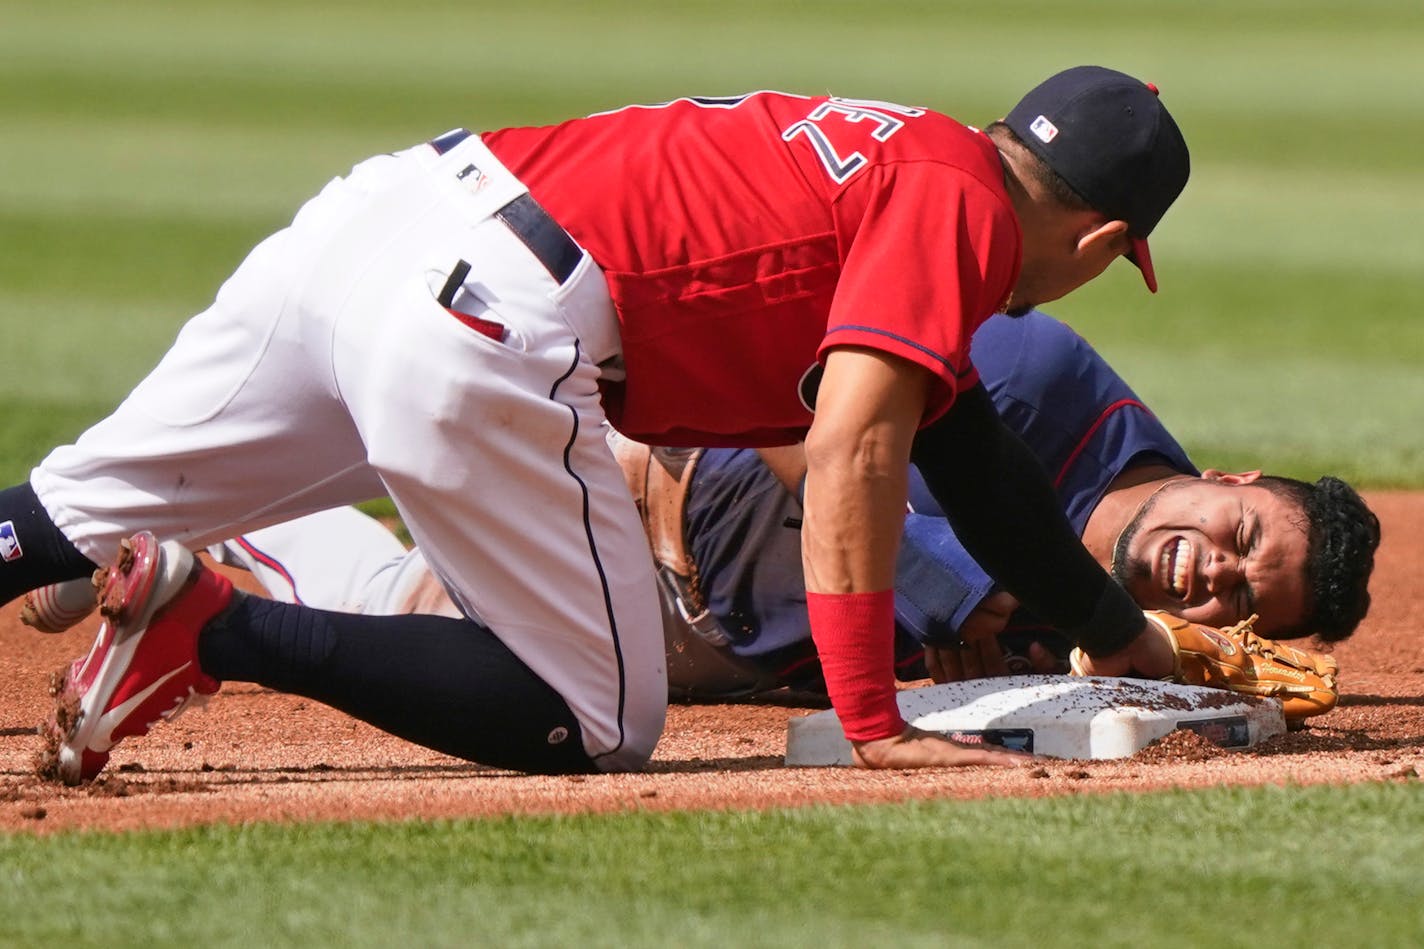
(590, 696), (665, 773)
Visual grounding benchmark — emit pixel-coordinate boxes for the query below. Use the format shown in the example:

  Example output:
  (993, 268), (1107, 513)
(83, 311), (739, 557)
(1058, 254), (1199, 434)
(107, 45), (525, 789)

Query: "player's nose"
(1201, 550), (1243, 593)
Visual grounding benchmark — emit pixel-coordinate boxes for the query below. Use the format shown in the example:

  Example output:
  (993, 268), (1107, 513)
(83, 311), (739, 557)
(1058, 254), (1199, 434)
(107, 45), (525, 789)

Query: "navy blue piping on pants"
(550, 341), (630, 764)
(433, 129), (625, 759)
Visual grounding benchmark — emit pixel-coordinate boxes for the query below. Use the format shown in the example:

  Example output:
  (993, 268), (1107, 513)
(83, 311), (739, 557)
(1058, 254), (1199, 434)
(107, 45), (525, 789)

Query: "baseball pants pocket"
(330, 219), (665, 769)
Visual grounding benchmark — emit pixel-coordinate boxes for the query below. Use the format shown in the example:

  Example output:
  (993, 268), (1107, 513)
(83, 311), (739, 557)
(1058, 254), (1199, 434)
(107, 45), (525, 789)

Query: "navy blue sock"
(198, 595), (597, 774)
(0, 482), (98, 606)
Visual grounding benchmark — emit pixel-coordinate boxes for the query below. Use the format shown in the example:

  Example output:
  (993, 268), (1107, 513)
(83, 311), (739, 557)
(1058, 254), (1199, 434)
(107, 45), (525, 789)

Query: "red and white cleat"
(40, 531), (233, 785)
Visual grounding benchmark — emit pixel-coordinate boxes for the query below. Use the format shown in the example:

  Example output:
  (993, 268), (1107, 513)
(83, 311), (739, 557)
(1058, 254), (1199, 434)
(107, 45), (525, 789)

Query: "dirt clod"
(1134, 728), (1229, 764)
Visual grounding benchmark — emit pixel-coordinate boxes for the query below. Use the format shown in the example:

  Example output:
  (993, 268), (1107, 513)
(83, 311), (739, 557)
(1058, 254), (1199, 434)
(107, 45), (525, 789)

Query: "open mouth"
(1160, 537), (1191, 599)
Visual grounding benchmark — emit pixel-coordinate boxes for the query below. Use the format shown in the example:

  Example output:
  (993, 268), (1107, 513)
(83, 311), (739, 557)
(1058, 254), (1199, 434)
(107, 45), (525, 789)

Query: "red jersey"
(484, 92), (1020, 446)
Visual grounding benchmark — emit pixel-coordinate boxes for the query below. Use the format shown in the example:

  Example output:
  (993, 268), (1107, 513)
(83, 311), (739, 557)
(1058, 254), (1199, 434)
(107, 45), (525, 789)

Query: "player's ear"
(1201, 469), (1264, 485)
(1074, 218), (1129, 257)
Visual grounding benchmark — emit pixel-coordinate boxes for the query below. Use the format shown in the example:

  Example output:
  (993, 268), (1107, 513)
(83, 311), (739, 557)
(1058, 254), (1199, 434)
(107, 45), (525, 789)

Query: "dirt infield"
(3, 492), (1420, 833)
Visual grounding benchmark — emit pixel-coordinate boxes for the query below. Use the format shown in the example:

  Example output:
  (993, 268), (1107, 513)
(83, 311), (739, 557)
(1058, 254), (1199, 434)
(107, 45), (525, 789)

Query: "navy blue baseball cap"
(1004, 65), (1189, 293)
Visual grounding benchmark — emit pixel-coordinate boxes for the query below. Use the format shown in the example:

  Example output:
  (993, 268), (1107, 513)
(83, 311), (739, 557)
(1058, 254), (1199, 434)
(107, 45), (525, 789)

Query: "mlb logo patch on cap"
(1029, 115), (1059, 144)
(0, 520), (22, 562)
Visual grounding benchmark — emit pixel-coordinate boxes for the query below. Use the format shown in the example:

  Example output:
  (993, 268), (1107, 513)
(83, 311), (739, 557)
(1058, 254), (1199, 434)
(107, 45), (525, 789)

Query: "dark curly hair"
(1257, 475), (1381, 642)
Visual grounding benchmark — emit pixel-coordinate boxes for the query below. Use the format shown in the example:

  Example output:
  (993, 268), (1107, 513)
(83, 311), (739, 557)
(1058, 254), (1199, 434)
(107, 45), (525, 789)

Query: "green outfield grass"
(2, 783), (1423, 948)
(1, 0), (1421, 485)
(2, 1), (1421, 943)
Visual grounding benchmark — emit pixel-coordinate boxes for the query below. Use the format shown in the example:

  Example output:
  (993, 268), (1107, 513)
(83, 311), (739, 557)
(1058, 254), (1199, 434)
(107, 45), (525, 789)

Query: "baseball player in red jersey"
(0, 66), (1189, 780)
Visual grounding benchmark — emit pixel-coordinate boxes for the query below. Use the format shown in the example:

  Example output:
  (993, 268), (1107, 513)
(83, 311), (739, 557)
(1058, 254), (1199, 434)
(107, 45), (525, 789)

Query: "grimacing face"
(1110, 472), (1311, 637)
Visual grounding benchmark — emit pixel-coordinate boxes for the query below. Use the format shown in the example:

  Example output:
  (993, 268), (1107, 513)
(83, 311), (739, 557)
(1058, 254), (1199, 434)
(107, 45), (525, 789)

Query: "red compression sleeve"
(805, 590), (906, 741)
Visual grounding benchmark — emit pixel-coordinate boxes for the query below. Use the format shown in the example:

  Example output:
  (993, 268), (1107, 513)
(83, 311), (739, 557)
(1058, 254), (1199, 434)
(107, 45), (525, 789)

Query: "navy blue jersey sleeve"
(893, 512), (995, 644)
(970, 311), (1197, 527)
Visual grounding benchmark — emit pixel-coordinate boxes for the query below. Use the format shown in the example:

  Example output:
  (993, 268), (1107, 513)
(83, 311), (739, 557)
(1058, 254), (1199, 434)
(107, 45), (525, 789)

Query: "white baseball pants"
(32, 134), (667, 770)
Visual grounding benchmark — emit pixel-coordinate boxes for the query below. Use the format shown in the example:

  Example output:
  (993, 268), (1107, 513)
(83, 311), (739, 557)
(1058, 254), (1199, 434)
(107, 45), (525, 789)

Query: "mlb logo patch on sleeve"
(0, 520), (22, 561)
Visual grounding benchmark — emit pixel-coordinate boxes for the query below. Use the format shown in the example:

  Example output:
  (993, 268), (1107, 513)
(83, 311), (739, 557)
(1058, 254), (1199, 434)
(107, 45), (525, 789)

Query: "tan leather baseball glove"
(1070, 610), (1340, 722)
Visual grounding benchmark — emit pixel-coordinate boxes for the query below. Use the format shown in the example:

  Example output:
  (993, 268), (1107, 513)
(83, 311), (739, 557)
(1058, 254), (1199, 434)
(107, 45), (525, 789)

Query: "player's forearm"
(801, 347), (925, 593)
(801, 445), (908, 741)
(801, 436), (906, 594)
(801, 347), (928, 740)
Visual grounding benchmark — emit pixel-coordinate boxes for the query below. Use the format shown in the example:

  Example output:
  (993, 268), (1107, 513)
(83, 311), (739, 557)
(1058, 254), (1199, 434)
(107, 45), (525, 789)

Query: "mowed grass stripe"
(2, 783), (1423, 948)
(1164, 166), (1424, 272)
(4, 3), (1419, 150)
(1, 0), (1419, 488)
(1097, 350), (1424, 485)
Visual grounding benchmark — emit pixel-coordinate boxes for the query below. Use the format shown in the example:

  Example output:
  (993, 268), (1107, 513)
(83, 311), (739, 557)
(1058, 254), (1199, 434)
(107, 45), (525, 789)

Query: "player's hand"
(850, 725), (1034, 769)
(959, 590), (1019, 641)
(1025, 640), (1066, 673)
(1070, 615), (1176, 679)
(923, 591), (1017, 682)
